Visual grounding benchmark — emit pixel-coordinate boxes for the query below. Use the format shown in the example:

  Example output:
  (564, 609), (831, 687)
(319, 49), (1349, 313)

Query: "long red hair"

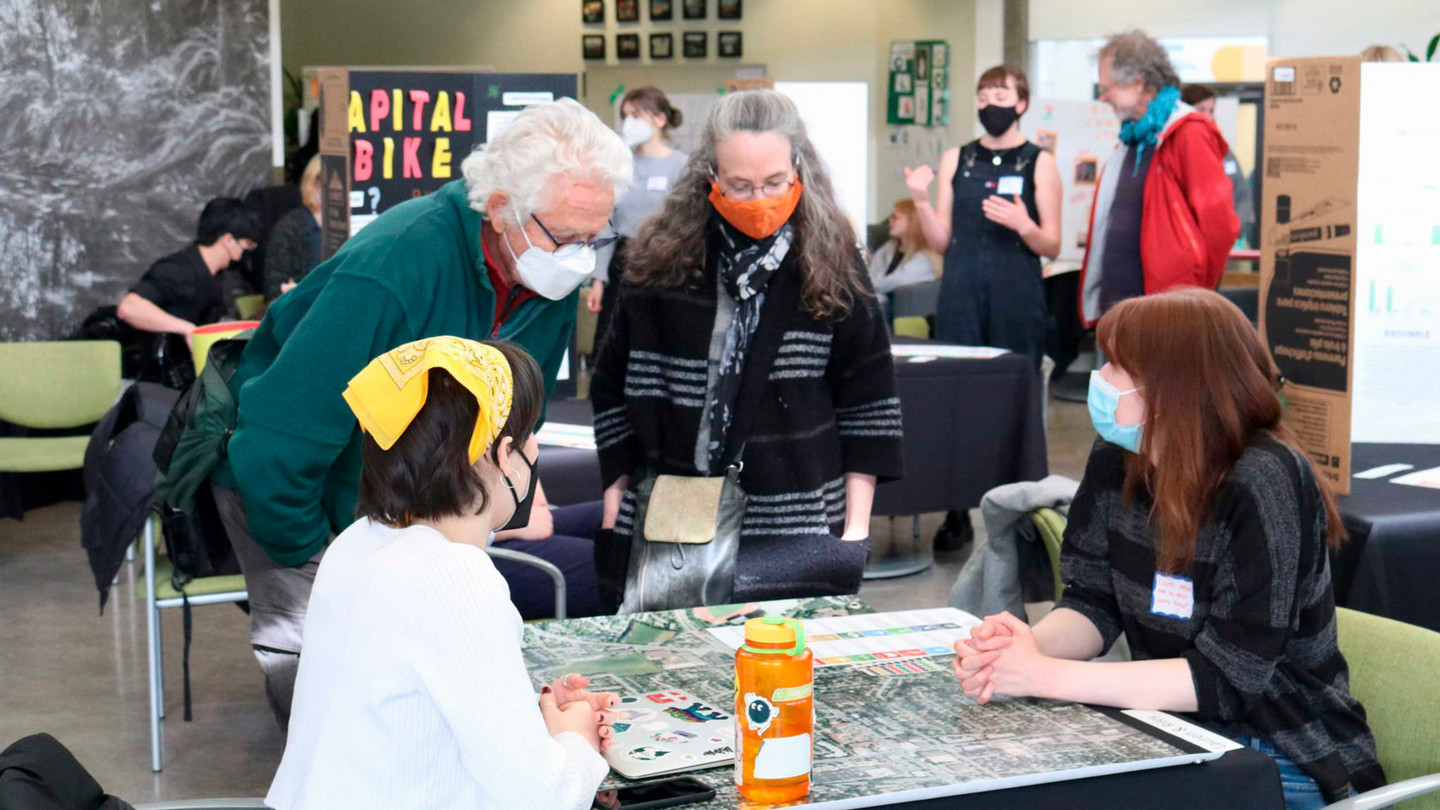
(1097, 288), (1346, 573)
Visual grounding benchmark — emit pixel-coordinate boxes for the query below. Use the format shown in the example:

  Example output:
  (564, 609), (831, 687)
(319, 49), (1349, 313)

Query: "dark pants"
(490, 501), (603, 620)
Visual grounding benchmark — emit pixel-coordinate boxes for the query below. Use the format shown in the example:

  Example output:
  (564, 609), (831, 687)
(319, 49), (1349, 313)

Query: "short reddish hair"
(976, 65), (1030, 108)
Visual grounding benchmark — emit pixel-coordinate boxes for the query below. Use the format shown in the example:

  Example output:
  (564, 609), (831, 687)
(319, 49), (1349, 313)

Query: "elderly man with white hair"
(214, 98), (632, 730)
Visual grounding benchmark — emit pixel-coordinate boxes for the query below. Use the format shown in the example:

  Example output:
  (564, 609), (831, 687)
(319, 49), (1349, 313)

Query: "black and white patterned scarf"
(706, 219), (794, 472)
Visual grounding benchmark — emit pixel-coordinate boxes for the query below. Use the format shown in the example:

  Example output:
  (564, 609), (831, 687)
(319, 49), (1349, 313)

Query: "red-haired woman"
(952, 288), (1384, 809)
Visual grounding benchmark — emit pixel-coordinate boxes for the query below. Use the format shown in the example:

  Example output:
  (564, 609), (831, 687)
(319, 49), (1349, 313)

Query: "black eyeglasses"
(530, 214), (620, 258)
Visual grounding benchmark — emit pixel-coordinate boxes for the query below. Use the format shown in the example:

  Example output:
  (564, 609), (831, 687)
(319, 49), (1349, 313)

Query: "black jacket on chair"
(80, 382), (177, 610)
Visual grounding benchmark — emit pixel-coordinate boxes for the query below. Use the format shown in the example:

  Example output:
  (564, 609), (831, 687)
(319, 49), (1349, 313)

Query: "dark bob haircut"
(355, 340), (544, 528)
(195, 197), (263, 247)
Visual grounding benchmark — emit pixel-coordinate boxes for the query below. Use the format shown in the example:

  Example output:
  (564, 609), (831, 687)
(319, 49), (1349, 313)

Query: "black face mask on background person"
(978, 104), (1020, 138)
(498, 450), (538, 532)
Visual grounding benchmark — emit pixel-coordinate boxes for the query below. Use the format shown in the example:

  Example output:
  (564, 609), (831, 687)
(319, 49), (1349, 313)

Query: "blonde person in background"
(264, 154), (323, 300)
(267, 338), (617, 810)
(586, 87), (688, 354)
(1359, 44), (1406, 62)
(867, 199), (939, 318)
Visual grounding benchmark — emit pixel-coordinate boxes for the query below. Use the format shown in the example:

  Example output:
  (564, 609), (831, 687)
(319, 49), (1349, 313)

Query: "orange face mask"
(708, 180), (804, 240)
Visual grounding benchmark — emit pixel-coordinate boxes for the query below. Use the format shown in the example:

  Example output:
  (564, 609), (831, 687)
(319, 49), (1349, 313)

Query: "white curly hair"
(460, 98), (632, 221)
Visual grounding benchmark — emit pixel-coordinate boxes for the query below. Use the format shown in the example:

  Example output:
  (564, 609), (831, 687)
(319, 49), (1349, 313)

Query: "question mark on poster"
(367, 187), (381, 213)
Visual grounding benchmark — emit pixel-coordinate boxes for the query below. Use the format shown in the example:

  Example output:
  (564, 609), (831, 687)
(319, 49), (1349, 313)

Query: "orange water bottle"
(734, 616), (813, 803)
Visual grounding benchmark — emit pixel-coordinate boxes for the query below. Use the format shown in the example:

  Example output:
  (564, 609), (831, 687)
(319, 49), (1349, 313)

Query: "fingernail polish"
(540, 685), (552, 695)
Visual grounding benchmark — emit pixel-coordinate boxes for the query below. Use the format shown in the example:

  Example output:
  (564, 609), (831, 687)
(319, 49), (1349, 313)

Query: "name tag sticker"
(996, 175), (1024, 196)
(646, 175), (669, 192)
(1224, 158), (1239, 175)
(1151, 573), (1194, 620)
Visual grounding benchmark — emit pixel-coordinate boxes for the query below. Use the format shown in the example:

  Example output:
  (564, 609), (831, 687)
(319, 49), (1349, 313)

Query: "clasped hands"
(539, 673), (620, 754)
(951, 611), (1055, 705)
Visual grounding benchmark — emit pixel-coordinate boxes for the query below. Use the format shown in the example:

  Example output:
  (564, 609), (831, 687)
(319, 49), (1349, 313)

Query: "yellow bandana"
(342, 337), (513, 464)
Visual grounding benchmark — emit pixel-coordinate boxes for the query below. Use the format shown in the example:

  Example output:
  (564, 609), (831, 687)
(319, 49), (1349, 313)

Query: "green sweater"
(220, 180), (576, 567)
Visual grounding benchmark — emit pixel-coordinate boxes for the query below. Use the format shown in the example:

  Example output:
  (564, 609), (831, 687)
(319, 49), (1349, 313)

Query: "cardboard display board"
(1258, 56), (1362, 492)
(316, 68), (579, 253)
(887, 41), (950, 127)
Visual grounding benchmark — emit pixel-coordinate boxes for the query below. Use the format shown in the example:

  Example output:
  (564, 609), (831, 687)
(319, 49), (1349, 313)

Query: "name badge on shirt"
(1151, 573), (1194, 620)
(996, 175), (1024, 196)
(1224, 158), (1239, 175)
(646, 175), (669, 192)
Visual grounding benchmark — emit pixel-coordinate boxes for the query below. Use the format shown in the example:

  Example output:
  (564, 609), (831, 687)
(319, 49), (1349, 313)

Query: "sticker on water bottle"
(772, 684), (813, 702)
(744, 693), (776, 735)
(754, 734), (813, 780)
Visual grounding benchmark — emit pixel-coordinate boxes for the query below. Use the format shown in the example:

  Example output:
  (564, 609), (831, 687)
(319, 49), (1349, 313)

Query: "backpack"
(152, 335), (251, 584)
(150, 333), (252, 721)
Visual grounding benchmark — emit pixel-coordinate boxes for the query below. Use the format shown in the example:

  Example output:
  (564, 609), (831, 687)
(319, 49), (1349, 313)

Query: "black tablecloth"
(885, 747), (1282, 810)
(875, 343), (1048, 516)
(1332, 443), (1440, 632)
(537, 347), (1048, 516)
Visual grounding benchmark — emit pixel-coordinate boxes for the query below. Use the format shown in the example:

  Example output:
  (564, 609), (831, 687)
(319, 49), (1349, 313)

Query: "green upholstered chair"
(1325, 609), (1440, 809)
(893, 316), (930, 340)
(0, 340), (122, 475)
(1029, 507), (1067, 602)
(234, 294), (266, 321)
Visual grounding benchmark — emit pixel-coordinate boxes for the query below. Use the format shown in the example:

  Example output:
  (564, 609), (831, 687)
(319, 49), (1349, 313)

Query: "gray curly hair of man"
(1099, 31), (1181, 91)
(623, 89), (866, 320)
(460, 98), (632, 220)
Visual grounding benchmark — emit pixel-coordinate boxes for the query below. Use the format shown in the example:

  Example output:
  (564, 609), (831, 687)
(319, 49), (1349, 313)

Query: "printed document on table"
(707, 607), (981, 667)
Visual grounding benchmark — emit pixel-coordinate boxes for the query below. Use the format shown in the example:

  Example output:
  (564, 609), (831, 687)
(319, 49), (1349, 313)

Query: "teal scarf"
(1118, 85), (1180, 175)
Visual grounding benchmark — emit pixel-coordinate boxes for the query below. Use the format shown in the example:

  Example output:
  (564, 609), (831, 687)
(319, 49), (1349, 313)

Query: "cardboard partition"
(1258, 56), (1361, 493)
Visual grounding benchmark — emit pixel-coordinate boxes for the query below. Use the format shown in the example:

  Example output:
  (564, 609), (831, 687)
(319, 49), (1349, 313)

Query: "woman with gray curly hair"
(218, 98), (631, 730)
(590, 90), (904, 611)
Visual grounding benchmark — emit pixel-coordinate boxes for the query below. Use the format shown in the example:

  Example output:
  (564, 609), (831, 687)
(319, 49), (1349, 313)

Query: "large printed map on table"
(522, 597), (1231, 809)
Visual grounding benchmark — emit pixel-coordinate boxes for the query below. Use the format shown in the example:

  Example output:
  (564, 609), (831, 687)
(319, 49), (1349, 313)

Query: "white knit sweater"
(266, 519), (609, 810)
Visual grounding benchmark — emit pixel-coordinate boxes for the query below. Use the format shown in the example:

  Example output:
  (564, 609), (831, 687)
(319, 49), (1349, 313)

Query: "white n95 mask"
(505, 214), (595, 301)
(621, 116), (653, 149)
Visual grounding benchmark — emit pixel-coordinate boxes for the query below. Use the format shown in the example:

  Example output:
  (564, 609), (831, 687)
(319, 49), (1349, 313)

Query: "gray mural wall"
(0, 0), (272, 341)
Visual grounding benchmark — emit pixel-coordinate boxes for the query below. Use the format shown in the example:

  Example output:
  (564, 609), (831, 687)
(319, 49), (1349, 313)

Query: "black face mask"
(978, 104), (1020, 137)
(498, 449), (538, 532)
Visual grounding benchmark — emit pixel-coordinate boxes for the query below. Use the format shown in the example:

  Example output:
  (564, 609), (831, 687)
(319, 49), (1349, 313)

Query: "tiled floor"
(0, 397), (1096, 804)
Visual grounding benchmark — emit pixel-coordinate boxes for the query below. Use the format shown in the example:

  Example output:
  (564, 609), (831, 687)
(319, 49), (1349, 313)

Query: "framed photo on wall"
(582, 0), (604, 23)
(717, 0), (741, 19)
(617, 33), (641, 59)
(650, 33), (673, 59)
(718, 31), (742, 58)
(650, 0), (673, 20)
(682, 0), (706, 20)
(582, 34), (606, 59)
(683, 31), (707, 58)
(616, 0), (639, 22)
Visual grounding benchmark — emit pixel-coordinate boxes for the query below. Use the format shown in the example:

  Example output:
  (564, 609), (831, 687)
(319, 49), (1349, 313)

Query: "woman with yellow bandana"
(267, 337), (617, 810)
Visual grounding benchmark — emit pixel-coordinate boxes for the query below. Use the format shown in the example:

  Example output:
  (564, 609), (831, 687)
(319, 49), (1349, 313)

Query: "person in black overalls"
(904, 65), (1062, 548)
(904, 65), (1061, 368)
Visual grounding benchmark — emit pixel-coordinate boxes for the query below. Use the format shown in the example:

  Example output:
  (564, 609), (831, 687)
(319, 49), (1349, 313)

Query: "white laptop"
(604, 690), (736, 780)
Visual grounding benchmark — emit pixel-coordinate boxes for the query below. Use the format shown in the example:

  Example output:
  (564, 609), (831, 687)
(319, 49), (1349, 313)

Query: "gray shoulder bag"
(617, 451), (746, 614)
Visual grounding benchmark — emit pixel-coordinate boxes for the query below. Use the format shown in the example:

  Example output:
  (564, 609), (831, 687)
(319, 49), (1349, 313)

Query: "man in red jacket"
(1079, 31), (1239, 326)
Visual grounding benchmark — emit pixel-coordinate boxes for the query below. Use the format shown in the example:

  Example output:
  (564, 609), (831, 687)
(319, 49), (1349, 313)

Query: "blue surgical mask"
(1088, 370), (1144, 453)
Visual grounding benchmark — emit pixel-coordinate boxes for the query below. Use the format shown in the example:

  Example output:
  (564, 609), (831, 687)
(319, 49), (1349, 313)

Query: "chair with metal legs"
(138, 515), (248, 772)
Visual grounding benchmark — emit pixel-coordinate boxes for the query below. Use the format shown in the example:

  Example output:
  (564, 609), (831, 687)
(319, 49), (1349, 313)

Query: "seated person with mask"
(214, 98), (632, 732)
(117, 197), (262, 347)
